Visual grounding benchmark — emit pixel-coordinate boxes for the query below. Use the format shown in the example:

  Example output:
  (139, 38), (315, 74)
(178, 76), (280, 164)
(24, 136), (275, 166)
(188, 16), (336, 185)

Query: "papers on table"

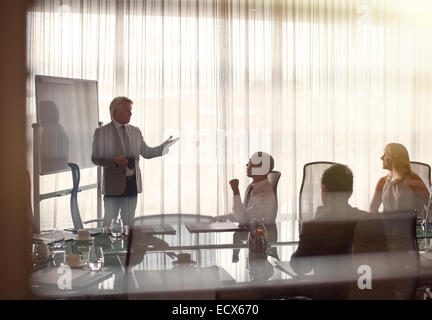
(275, 260), (315, 277)
(32, 267), (112, 288)
(63, 227), (103, 235)
(274, 260), (298, 277)
(217, 266), (236, 284)
(33, 231), (75, 244)
(138, 224), (176, 235)
(185, 222), (244, 233)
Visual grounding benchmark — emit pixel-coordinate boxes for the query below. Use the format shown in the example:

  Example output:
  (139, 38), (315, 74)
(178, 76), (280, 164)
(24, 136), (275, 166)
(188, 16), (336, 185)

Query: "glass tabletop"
(30, 215), (432, 299)
(31, 237), (300, 299)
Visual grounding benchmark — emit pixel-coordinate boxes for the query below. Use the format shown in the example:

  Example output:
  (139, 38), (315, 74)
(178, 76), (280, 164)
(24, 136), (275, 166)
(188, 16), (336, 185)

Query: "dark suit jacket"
(290, 206), (361, 299)
(291, 206), (392, 299)
(349, 213), (394, 299)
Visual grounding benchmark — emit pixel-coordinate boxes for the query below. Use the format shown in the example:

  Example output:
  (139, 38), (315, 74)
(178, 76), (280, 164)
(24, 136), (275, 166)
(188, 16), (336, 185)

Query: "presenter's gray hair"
(109, 96), (133, 119)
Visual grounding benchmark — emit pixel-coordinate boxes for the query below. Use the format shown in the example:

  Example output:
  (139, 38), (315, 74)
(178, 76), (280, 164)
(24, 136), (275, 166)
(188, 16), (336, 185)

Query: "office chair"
(381, 210), (420, 299)
(410, 161), (431, 189)
(298, 162), (337, 231)
(68, 162), (102, 231)
(268, 171), (281, 221)
(410, 161), (432, 230)
(266, 171), (281, 259)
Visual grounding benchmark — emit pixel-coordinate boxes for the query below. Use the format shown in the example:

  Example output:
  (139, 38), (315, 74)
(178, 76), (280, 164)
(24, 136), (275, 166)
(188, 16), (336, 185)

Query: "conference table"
(30, 217), (432, 299)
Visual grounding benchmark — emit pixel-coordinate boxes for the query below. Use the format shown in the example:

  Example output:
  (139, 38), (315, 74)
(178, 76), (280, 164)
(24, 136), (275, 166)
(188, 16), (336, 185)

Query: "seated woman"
(369, 143), (430, 216)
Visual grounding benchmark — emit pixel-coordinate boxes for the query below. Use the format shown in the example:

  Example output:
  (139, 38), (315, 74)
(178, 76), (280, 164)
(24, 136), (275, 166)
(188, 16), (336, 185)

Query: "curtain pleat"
(27, 0), (432, 243)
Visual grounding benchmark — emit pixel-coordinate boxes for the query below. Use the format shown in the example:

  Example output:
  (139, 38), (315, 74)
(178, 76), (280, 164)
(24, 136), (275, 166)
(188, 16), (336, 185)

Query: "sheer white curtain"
(27, 0), (432, 239)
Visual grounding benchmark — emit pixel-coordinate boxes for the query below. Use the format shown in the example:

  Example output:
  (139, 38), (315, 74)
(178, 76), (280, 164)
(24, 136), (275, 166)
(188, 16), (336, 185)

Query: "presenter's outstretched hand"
(162, 136), (179, 148)
(114, 155), (128, 166)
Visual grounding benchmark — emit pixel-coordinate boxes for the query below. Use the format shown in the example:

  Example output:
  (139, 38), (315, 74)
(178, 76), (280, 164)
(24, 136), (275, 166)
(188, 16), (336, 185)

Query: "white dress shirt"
(233, 178), (276, 225)
(113, 119), (135, 177)
(382, 175), (424, 214)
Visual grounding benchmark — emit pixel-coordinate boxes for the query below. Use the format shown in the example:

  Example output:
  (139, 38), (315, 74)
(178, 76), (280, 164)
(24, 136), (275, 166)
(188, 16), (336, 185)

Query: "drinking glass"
(88, 245), (104, 271)
(51, 228), (65, 248)
(111, 238), (124, 252)
(32, 242), (50, 269)
(110, 218), (124, 239)
(51, 250), (66, 267)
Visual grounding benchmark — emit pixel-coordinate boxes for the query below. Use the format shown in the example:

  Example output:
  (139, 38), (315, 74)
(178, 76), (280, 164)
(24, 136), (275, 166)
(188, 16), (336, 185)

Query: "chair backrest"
(268, 171), (281, 221)
(409, 161), (432, 226)
(68, 162), (84, 230)
(298, 162), (336, 223)
(410, 161), (431, 189)
(381, 210), (420, 299)
(292, 218), (358, 299)
(25, 169), (36, 235)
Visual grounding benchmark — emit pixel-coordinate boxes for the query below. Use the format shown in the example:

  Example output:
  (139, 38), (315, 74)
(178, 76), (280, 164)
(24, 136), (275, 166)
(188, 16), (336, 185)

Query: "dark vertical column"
(0, 0), (31, 299)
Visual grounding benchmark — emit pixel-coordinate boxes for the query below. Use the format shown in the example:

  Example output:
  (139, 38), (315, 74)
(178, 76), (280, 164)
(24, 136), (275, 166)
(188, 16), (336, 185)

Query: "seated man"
(215, 152), (277, 262)
(291, 164), (364, 299)
(291, 164), (391, 299)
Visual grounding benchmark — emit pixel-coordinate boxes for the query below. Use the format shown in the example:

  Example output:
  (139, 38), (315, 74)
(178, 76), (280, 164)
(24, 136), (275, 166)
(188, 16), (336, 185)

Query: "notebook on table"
(185, 222), (245, 233)
(138, 224), (176, 235)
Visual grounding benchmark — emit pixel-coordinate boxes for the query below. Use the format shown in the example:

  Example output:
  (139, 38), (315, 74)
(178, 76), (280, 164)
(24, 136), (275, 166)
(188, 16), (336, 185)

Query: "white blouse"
(382, 175), (423, 214)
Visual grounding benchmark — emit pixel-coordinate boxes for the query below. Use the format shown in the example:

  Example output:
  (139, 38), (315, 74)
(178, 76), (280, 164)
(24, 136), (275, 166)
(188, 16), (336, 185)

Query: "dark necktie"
(121, 125), (134, 170)
(120, 125), (129, 153)
(244, 184), (253, 209)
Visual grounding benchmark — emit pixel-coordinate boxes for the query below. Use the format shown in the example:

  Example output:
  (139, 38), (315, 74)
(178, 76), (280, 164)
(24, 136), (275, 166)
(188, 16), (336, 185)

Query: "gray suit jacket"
(91, 121), (165, 195)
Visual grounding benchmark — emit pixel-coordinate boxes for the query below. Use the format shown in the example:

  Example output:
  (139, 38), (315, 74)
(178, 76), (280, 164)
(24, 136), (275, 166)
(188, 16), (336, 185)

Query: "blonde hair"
(384, 143), (411, 174)
(109, 96), (133, 119)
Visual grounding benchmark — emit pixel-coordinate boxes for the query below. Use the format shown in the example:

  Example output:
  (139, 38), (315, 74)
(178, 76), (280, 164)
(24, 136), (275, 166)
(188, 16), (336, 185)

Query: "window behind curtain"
(27, 1), (432, 242)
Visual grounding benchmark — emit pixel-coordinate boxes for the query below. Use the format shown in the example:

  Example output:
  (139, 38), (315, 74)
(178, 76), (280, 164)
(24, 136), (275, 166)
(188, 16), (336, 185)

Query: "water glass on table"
(88, 245), (104, 271)
(32, 242), (50, 270)
(110, 218), (124, 240)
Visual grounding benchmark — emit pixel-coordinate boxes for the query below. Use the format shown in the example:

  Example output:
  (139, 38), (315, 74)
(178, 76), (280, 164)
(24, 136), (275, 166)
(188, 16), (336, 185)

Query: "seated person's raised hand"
(229, 179), (240, 195)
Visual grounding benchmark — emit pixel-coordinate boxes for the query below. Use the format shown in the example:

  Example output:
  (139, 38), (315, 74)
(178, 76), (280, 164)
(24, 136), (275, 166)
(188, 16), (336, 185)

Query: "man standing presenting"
(92, 96), (176, 227)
